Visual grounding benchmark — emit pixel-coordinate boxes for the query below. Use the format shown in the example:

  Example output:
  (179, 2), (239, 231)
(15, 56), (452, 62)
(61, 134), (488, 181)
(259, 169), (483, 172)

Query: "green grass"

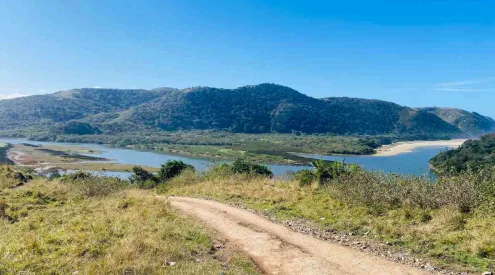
(0, 167), (259, 274)
(164, 168), (495, 272)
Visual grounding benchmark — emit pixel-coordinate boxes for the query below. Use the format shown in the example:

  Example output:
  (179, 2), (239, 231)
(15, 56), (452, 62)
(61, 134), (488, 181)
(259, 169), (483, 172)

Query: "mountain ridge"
(0, 83), (492, 137)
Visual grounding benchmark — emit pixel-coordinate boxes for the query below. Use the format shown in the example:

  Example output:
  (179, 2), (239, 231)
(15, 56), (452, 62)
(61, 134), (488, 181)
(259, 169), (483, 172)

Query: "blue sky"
(1, 0), (494, 117)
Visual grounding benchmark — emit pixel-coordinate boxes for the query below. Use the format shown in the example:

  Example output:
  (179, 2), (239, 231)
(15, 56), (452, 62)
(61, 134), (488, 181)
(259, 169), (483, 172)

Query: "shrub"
(231, 160), (273, 177)
(48, 171), (61, 181)
(61, 171), (92, 181)
(436, 166), (495, 213)
(295, 169), (316, 186)
(207, 163), (235, 177)
(130, 166), (158, 188)
(311, 160), (360, 185)
(205, 160), (273, 179)
(157, 160), (195, 182)
(61, 172), (127, 197)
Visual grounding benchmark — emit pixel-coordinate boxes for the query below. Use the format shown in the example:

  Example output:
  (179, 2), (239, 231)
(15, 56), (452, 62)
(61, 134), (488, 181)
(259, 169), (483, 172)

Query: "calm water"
(0, 137), (452, 178)
(297, 146), (454, 176)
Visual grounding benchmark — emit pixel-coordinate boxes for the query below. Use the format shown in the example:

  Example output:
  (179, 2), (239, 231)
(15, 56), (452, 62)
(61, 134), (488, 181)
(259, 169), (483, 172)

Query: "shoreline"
(374, 139), (467, 157)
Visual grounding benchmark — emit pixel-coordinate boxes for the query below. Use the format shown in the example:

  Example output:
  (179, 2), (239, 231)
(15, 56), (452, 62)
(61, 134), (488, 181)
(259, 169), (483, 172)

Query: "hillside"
(0, 83), (488, 137)
(430, 133), (495, 172)
(420, 107), (495, 136)
(0, 88), (163, 130)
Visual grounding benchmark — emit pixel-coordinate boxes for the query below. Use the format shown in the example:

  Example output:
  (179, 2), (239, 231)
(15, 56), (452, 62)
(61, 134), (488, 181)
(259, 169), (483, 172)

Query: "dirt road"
(168, 196), (429, 275)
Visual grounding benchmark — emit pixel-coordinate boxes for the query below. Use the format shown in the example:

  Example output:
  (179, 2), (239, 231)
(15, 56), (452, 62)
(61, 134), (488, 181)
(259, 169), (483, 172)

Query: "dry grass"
(165, 170), (495, 272)
(0, 171), (259, 274)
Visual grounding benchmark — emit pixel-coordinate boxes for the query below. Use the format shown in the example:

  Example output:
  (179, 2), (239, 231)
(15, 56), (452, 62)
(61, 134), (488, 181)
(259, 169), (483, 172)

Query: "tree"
(130, 166), (157, 188)
(157, 160), (194, 182)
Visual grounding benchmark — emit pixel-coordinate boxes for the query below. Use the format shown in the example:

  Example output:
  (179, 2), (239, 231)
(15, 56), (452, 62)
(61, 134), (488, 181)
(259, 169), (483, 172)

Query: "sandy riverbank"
(374, 139), (467, 157)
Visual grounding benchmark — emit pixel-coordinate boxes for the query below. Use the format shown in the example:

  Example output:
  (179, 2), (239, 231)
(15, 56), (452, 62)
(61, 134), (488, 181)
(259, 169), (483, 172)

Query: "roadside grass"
(0, 168), (259, 275)
(164, 168), (495, 272)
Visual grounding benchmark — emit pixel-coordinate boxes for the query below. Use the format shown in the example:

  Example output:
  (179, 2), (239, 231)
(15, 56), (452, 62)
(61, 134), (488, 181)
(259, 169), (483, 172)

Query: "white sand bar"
(374, 139), (467, 157)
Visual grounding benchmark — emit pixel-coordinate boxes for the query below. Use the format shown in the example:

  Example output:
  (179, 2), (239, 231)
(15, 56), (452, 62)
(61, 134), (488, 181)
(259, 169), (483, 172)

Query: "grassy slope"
(0, 168), (259, 274)
(164, 171), (495, 272)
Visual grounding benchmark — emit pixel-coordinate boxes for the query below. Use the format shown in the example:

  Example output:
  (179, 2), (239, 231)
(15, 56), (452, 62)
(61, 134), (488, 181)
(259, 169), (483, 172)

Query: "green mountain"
(420, 107), (495, 137)
(430, 134), (495, 172)
(0, 83), (489, 137)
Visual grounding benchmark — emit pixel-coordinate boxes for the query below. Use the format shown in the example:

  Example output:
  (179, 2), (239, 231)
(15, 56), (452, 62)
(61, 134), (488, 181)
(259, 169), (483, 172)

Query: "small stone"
(320, 217), (325, 220)
(482, 272), (493, 275)
(166, 262), (176, 266)
(213, 243), (225, 251)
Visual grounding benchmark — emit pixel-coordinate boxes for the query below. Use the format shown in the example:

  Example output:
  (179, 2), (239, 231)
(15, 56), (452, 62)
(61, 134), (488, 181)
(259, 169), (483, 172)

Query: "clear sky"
(1, 0), (494, 117)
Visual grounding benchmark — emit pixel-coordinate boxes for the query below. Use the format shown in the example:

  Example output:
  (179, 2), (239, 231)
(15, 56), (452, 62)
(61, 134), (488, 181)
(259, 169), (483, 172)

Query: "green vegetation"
(164, 163), (495, 272)
(0, 143), (12, 164)
(129, 166), (158, 188)
(431, 134), (495, 172)
(129, 161), (195, 189)
(0, 166), (259, 274)
(59, 121), (101, 135)
(300, 160), (360, 185)
(421, 107), (495, 136)
(3, 83), (491, 165)
(211, 160), (273, 177)
(0, 84), (489, 137)
(2, 129), (459, 165)
(3, 154), (495, 272)
(157, 160), (195, 182)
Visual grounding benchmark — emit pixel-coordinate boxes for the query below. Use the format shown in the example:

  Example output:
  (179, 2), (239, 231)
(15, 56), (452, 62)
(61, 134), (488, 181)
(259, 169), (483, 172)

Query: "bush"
(311, 160), (360, 185)
(61, 172), (127, 197)
(206, 163), (234, 178)
(157, 161), (195, 182)
(48, 171), (61, 181)
(231, 160), (273, 177)
(205, 160), (273, 179)
(130, 166), (158, 188)
(295, 169), (316, 186)
(61, 171), (92, 181)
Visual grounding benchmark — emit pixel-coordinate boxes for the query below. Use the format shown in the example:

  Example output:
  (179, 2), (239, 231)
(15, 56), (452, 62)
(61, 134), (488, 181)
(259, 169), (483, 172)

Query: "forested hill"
(430, 134), (495, 172)
(0, 83), (491, 137)
(419, 107), (495, 136)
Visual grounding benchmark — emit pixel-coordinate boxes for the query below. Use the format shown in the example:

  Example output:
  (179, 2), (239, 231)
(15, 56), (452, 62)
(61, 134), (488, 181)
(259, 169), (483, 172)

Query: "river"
(0, 137), (454, 178)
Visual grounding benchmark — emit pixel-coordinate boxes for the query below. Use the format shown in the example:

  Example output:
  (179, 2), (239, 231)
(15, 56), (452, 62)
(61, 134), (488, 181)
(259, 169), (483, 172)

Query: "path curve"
(168, 196), (429, 275)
